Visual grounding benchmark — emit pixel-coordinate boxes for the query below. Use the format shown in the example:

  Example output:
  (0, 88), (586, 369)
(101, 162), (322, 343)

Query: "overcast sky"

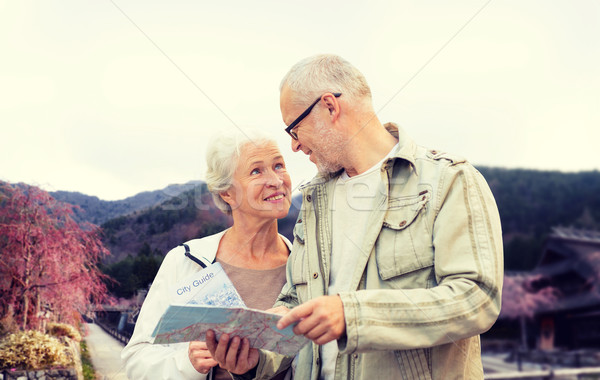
(1, 1), (598, 200)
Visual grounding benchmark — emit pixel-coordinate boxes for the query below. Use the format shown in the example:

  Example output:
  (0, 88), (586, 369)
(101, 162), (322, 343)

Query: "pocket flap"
(289, 246), (307, 286)
(383, 191), (430, 230)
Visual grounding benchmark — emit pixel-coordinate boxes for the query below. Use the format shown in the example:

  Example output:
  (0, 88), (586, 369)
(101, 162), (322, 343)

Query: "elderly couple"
(122, 54), (503, 380)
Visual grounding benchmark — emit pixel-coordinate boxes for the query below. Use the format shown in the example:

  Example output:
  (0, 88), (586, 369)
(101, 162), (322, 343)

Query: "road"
(84, 323), (128, 380)
(83, 322), (545, 379)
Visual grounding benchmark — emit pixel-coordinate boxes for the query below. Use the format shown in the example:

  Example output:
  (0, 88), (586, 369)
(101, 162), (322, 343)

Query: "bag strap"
(180, 243), (208, 268)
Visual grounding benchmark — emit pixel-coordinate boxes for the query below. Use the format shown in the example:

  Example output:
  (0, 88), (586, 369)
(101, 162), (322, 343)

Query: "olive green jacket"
(244, 123), (503, 380)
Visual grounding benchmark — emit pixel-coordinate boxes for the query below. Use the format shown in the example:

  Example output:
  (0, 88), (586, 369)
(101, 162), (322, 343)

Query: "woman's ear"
(219, 189), (234, 207)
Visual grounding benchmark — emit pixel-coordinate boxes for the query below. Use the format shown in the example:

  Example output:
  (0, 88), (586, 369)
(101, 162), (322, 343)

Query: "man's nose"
(291, 138), (301, 152)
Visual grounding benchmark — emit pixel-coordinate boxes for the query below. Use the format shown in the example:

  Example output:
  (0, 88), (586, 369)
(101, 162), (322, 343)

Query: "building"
(530, 227), (600, 350)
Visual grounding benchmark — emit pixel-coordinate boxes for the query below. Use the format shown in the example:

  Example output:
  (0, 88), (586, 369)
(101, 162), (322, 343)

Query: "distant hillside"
(50, 182), (201, 225)
(478, 167), (600, 269)
(88, 168), (600, 270)
(99, 182), (302, 264)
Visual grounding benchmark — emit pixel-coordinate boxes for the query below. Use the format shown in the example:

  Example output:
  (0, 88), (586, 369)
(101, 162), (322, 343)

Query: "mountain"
(478, 167), (600, 269)
(99, 182), (302, 264)
(50, 182), (202, 225)
(44, 167), (600, 270)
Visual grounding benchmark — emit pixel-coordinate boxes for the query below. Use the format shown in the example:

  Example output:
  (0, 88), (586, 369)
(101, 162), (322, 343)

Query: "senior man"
(207, 54), (504, 380)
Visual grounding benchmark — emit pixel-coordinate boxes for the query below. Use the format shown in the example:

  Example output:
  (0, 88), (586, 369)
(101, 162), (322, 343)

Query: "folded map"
(151, 304), (308, 356)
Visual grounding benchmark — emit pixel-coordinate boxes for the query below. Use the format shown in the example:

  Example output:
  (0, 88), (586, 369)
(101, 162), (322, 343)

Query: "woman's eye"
(251, 168), (260, 175)
(275, 163), (284, 170)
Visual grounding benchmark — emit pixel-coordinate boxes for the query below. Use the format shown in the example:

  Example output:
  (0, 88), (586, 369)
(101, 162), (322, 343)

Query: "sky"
(1, 1), (598, 201)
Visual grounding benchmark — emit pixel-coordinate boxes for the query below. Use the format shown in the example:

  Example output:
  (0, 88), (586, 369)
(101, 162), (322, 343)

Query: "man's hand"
(205, 330), (259, 375)
(276, 295), (346, 345)
(188, 341), (218, 374)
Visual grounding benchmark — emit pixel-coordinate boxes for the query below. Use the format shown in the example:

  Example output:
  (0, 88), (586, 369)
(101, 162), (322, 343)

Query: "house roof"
(550, 227), (600, 245)
(533, 227), (600, 313)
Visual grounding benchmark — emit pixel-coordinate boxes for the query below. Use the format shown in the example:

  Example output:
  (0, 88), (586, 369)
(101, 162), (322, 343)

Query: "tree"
(500, 273), (560, 348)
(0, 182), (111, 331)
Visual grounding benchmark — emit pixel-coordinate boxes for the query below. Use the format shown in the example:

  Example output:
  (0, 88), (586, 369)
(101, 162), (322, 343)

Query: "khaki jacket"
(246, 123), (503, 380)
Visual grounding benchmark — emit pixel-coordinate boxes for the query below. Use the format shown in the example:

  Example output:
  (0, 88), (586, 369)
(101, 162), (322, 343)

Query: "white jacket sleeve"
(121, 248), (207, 380)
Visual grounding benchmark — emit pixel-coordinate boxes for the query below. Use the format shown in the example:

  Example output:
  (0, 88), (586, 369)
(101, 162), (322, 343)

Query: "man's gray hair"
(205, 129), (275, 215)
(279, 54), (372, 105)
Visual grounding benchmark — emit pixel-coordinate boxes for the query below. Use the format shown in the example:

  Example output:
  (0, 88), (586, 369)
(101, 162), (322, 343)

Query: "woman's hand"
(206, 330), (259, 375)
(267, 305), (290, 316)
(188, 341), (219, 374)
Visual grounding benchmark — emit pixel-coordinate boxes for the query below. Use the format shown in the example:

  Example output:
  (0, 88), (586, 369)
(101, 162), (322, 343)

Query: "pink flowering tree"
(0, 182), (112, 331)
(500, 273), (560, 348)
(501, 274), (560, 320)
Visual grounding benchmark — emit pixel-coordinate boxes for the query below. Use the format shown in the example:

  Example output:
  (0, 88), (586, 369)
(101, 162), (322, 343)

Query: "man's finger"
(298, 320), (330, 341)
(292, 312), (321, 336)
(277, 303), (312, 330)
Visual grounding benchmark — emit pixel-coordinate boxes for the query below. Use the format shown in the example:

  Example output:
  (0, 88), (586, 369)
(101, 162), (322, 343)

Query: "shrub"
(47, 322), (82, 342)
(0, 330), (73, 370)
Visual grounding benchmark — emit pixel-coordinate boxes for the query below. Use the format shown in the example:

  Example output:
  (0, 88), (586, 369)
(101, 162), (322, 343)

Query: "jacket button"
(399, 220), (407, 227)
(352, 353), (359, 359)
(316, 357), (320, 366)
(313, 272), (319, 279)
(306, 194), (312, 202)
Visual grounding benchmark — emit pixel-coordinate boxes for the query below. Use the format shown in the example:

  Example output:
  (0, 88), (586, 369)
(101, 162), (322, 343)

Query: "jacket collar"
(300, 122), (417, 191)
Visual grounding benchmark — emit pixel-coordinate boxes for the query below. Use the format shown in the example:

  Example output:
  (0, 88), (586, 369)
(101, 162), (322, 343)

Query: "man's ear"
(322, 93), (341, 122)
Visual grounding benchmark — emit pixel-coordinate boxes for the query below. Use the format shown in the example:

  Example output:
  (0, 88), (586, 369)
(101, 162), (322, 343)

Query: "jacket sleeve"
(121, 248), (206, 380)
(338, 163), (503, 353)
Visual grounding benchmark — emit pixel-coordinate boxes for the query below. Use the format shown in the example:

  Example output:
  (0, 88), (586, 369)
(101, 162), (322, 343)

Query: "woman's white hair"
(205, 129), (275, 215)
(279, 54), (372, 105)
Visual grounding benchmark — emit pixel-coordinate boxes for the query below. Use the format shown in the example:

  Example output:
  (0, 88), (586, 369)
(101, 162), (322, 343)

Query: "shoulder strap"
(180, 243), (208, 268)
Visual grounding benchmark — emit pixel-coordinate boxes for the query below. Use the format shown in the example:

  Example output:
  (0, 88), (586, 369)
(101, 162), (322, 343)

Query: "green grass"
(80, 340), (96, 380)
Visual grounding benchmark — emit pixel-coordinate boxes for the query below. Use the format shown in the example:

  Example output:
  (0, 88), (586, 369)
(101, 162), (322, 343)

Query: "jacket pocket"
(376, 192), (434, 282)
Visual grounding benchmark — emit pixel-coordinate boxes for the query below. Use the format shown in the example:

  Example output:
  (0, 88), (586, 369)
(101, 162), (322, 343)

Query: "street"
(84, 323), (128, 380)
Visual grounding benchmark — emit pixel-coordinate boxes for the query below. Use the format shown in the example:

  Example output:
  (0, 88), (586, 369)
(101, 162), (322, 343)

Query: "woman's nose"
(266, 170), (284, 187)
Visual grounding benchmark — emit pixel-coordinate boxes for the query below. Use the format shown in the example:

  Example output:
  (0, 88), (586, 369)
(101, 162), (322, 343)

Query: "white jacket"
(121, 230), (292, 380)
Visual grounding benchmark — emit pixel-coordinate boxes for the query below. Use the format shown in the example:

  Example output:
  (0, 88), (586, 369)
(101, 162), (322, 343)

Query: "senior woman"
(122, 130), (293, 380)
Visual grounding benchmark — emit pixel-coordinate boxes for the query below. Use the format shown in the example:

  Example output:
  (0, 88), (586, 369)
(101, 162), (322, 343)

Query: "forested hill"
(50, 181), (201, 225)
(478, 167), (600, 269)
(99, 182), (302, 264)
(96, 168), (600, 271)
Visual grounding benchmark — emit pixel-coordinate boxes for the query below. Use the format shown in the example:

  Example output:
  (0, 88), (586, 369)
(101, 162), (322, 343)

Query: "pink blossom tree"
(501, 274), (560, 320)
(0, 182), (112, 331)
(500, 273), (560, 348)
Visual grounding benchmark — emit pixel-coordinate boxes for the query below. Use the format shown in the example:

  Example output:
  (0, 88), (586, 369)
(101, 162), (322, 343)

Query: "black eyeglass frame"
(285, 92), (342, 140)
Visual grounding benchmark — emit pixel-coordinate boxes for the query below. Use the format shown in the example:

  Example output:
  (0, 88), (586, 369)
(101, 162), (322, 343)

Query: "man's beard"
(313, 118), (345, 175)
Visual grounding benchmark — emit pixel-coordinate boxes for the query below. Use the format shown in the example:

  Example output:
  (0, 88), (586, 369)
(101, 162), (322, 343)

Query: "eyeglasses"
(285, 93), (342, 140)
